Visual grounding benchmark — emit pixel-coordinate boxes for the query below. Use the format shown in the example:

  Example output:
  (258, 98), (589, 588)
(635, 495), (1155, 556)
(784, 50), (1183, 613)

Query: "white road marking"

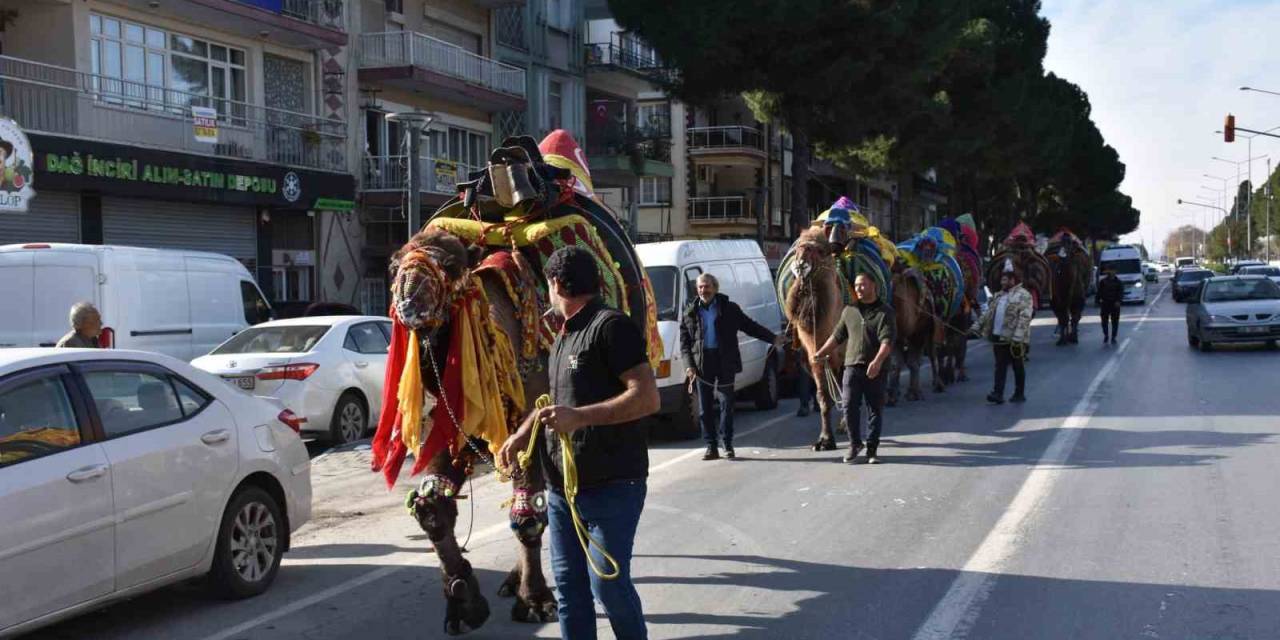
(912, 283), (1165, 640)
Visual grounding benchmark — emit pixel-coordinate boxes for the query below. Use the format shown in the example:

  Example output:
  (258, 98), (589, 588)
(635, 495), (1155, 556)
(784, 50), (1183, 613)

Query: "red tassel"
(371, 315), (409, 476)
(412, 302), (467, 476)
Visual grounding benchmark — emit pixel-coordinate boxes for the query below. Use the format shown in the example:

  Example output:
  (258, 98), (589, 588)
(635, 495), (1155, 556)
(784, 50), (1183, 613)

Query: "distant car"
(1142, 263), (1159, 282)
(1237, 265), (1280, 285)
(1229, 260), (1266, 275)
(1172, 269), (1213, 302)
(0, 348), (311, 637)
(192, 316), (392, 444)
(1185, 275), (1280, 351)
(1158, 262), (1173, 273)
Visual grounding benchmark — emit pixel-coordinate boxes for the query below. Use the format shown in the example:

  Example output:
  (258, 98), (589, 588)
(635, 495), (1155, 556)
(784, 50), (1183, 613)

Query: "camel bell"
(489, 146), (538, 208)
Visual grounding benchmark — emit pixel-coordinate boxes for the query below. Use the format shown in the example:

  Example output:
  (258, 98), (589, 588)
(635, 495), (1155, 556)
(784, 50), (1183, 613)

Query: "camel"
(1047, 240), (1092, 345)
(782, 227), (848, 451)
(384, 226), (557, 635)
(887, 267), (943, 405)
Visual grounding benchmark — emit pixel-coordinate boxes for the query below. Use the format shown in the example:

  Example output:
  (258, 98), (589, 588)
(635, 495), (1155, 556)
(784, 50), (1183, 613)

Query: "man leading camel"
(975, 268), (1034, 404)
(812, 272), (895, 464)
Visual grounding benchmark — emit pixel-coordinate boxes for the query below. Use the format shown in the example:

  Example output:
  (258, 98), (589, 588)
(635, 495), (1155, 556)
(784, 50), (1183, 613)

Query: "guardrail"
(687, 126), (764, 151)
(362, 154), (481, 195)
(689, 196), (751, 220)
(358, 31), (526, 99)
(278, 0), (346, 30)
(0, 55), (347, 172)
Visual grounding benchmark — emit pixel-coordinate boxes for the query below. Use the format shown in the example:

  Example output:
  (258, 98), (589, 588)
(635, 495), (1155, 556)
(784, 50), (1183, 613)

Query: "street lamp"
(1241, 86), (1280, 98)
(1212, 152), (1268, 259)
(384, 111), (436, 239)
(1178, 198), (1230, 261)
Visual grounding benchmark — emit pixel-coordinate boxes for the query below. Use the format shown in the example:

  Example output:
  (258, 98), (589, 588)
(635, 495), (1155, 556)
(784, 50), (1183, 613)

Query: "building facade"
(0, 0), (357, 315)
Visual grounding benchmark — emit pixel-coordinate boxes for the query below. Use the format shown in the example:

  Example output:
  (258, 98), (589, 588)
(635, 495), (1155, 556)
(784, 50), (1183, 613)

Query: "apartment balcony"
(470, 0), (526, 7)
(0, 55), (347, 172)
(689, 196), (756, 225)
(585, 123), (673, 186)
(687, 126), (767, 166)
(584, 41), (674, 84)
(102, 0), (346, 49)
(362, 154), (481, 198)
(358, 31), (526, 113)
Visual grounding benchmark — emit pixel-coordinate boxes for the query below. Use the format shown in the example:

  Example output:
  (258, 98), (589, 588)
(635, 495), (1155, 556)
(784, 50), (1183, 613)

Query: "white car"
(0, 348), (311, 638)
(192, 316), (392, 444)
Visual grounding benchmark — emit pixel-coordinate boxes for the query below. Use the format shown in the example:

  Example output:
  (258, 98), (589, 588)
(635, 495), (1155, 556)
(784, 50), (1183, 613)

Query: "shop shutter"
(102, 197), (256, 263)
(0, 191), (80, 245)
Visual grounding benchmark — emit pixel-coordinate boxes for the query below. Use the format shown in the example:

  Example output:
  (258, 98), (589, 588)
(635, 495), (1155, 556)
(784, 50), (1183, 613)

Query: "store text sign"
(44, 152), (279, 195)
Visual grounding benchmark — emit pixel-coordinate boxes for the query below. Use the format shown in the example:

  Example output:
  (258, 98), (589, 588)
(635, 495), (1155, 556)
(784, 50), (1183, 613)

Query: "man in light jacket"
(974, 268), (1034, 404)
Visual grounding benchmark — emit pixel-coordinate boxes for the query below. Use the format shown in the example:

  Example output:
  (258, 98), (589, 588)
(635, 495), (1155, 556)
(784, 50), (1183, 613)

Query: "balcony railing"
(0, 55), (347, 172)
(586, 124), (672, 164)
(358, 31), (526, 99)
(584, 42), (665, 73)
(687, 126), (764, 151)
(278, 0), (346, 30)
(363, 155), (482, 195)
(689, 196), (752, 221)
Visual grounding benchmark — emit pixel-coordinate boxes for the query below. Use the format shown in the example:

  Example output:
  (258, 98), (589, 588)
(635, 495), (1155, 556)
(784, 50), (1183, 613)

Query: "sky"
(1042, 0), (1280, 258)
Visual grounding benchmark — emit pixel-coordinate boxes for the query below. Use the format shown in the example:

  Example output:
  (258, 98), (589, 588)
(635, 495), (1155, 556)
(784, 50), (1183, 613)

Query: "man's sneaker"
(1010, 393), (1026, 403)
(702, 447), (720, 461)
(725, 447), (736, 460)
(867, 456), (881, 465)
(843, 444), (863, 463)
(796, 404), (811, 417)
(987, 392), (1004, 405)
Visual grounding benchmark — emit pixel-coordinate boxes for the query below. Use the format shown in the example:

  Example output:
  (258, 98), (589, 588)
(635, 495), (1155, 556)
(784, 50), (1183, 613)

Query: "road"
(29, 278), (1280, 639)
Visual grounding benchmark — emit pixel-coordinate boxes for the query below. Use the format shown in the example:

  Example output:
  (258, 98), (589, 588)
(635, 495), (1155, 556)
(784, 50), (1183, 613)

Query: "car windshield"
(211, 325), (330, 355)
(646, 266), (679, 321)
(1202, 279), (1280, 302)
(1101, 259), (1141, 274)
(1177, 270), (1212, 282)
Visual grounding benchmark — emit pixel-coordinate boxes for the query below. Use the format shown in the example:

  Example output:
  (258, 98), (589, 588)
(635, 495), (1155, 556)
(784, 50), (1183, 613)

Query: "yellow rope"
(517, 394), (621, 580)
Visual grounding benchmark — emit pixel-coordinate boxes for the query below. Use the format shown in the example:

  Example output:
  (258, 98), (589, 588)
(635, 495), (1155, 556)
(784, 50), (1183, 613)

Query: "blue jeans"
(698, 349), (735, 448)
(548, 480), (648, 640)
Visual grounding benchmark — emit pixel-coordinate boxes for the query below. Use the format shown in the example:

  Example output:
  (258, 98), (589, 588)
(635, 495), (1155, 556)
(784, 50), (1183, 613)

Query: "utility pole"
(386, 111), (436, 240)
(1269, 157), (1274, 263)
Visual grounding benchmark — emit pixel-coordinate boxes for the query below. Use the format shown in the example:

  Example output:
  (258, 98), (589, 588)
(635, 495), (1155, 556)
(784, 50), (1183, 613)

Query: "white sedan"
(192, 316), (393, 444)
(0, 348), (311, 638)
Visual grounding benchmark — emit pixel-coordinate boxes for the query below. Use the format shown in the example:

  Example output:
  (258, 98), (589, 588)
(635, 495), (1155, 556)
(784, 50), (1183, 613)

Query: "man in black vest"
(680, 273), (783, 461)
(499, 246), (658, 640)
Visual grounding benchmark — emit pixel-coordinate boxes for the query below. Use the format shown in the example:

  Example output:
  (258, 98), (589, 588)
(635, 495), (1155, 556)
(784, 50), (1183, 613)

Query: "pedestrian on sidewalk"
(974, 268), (1034, 404)
(499, 246), (659, 640)
(1097, 269), (1124, 344)
(679, 273), (783, 461)
(55, 301), (102, 348)
(811, 273), (895, 464)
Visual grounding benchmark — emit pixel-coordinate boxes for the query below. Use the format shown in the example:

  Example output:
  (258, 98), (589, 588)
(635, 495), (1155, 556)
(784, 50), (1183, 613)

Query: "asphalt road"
(29, 277), (1280, 639)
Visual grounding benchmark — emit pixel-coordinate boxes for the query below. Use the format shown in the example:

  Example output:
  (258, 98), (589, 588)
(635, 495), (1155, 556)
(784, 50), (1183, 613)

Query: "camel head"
(791, 226), (837, 280)
(389, 226), (483, 335)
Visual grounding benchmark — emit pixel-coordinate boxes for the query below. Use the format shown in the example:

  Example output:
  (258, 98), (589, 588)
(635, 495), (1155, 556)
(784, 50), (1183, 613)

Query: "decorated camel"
(370, 131), (661, 635)
(892, 227), (965, 395)
(886, 265), (941, 404)
(987, 222), (1051, 310)
(938, 215), (984, 383)
(776, 197), (894, 451)
(1045, 228), (1093, 345)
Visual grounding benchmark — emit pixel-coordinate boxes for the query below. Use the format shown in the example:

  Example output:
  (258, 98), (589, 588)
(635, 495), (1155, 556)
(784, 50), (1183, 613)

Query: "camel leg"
(409, 450), (490, 636)
(955, 332), (969, 382)
(930, 339), (946, 393)
(906, 342), (924, 401)
(811, 363), (838, 451)
(886, 347), (902, 407)
(500, 460), (558, 624)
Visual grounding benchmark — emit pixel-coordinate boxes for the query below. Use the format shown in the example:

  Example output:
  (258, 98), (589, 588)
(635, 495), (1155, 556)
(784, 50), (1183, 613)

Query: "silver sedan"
(1186, 275), (1280, 351)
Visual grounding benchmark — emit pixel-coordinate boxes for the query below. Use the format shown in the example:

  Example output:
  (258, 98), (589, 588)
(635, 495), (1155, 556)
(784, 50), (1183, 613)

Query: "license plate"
(226, 375), (256, 390)
(1241, 326), (1267, 334)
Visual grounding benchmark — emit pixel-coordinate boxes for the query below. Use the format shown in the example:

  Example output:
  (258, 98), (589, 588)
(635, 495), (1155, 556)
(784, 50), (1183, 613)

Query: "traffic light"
(1225, 114), (1236, 143)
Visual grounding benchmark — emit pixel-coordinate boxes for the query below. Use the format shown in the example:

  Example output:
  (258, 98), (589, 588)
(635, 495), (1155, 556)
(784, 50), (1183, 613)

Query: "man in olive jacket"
(680, 273), (782, 460)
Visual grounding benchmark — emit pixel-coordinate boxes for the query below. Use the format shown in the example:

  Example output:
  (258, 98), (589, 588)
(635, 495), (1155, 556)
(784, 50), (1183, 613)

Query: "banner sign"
(192, 106), (219, 144)
(0, 118), (37, 212)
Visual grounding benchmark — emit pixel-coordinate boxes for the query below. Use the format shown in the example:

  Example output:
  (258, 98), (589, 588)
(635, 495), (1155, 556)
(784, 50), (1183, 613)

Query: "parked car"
(1173, 269), (1214, 302)
(192, 316), (392, 444)
(0, 348), (311, 637)
(1229, 259), (1266, 275)
(1185, 275), (1280, 351)
(0, 243), (273, 360)
(1158, 262), (1173, 273)
(1143, 263), (1159, 282)
(637, 240), (783, 439)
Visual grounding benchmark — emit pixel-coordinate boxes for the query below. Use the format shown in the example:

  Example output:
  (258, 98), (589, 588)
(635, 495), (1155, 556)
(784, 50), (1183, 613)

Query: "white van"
(0, 243), (273, 361)
(1097, 244), (1147, 304)
(637, 240), (782, 438)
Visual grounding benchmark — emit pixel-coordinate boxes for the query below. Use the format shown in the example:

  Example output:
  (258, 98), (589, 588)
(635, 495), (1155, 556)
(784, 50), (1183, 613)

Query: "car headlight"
(1208, 314), (1234, 324)
(1134, 281), (1143, 288)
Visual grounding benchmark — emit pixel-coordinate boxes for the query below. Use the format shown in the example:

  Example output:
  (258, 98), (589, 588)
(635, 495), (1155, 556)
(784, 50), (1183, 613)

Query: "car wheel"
(330, 392), (367, 444)
(1198, 337), (1213, 352)
(1188, 330), (1199, 348)
(207, 486), (284, 599)
(753, 357), (780, 411)
(654, 387), (700, 441)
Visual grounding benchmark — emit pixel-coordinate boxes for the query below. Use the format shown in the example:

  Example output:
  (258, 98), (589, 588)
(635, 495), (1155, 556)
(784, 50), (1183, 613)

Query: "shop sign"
(192, 106), (219, 144)
(0, 118), (36, 212)
(45, 152), (281, 195)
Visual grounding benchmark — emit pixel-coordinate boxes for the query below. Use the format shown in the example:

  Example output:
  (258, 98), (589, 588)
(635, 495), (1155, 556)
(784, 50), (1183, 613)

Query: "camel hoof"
(812, 438), (837, 452)
(496, 578), (516, 599)
(906, 390), (923, 401)
(512, 590), (559, 624)
(444, 573), (490, 635)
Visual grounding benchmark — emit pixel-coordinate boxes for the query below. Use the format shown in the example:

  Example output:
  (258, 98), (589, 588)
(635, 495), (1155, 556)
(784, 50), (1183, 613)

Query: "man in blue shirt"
(679, 273), (782, 460)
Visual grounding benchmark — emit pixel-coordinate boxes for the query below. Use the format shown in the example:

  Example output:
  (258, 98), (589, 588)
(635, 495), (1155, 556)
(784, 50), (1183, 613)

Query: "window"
(547, 79), (564, 131)
(645, 266), (678, 321)
(173, 378), (212, 416)
(0, 373), (81, 468)
(345, 322), (390, 354)
(241, 281), (273, 326)
(84, 370), (185, 438)
(91, 13), (247, 122)
(637, 102), (670, 136)
(272, 266), (313, 302)
(384, 0), (403, 14)
(545, 0), (571, 31)
(213, 325), (330, 355)
(683, 267), (702, 306)
(639, 177), (671, 206)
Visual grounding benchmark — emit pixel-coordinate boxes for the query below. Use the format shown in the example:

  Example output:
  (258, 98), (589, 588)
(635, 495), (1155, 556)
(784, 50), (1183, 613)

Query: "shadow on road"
(633, 553), (1280, 639)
